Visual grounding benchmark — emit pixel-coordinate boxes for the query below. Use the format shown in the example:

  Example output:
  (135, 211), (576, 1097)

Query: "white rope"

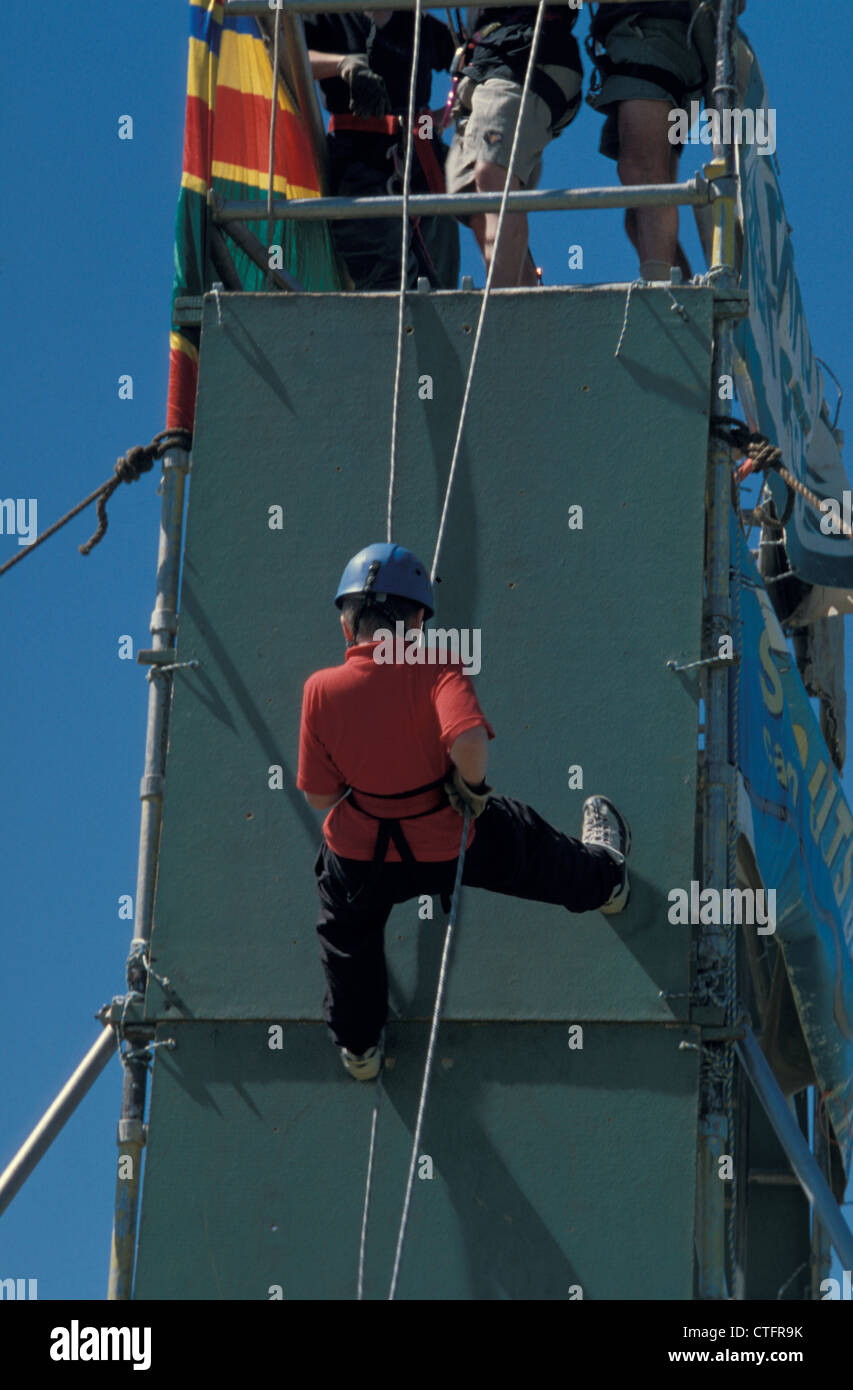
(388, 807), (471, 1300)
(387, 0), (425, 542)
(430, 0), (548, 582)
(614, 278), (643, 359)
(357, 1029), (385, 1300)
(364, 4), (546, 1301)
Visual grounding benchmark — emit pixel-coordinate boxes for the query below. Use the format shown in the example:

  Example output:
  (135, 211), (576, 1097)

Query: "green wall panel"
(744, 1092), (811, 1299)
(145, 286), (713, 1025)
(133, 1020), (700, 1300)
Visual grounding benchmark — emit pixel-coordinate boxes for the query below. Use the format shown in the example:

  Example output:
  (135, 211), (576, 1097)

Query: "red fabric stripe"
(213, 86), (319, 192)
(166, 345), (199, 435)
(183, 93), (213, 185)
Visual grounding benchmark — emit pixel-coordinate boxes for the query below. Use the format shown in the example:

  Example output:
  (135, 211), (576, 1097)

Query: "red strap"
(328, 110), (446, 194)
(413, 121), (446, 194)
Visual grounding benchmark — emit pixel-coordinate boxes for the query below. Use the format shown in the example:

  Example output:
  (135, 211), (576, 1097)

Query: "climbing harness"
(586, 37), (701, 108)
(460, 7), (582, 132)
(329, 113), (447, 195)
(334, 541), (453, 899)
(378, 133), (446, 277)
(440, 40), (470, 132)
(347, 778), (455, 915)
(586, 0), (710, 105)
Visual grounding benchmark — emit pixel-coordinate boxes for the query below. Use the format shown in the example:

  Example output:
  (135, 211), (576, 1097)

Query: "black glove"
(336, 53), (391, 118)
(444, 766), (493, 818)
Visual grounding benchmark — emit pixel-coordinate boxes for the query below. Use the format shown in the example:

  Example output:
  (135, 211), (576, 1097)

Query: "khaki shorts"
(445, 65), (583, 201)
(586, 14), (709, 160)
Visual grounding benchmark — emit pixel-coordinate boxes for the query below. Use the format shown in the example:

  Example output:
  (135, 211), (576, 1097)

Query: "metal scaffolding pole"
(810, 1088), (834, 1298)
(107, 444), (190, 1301)
(0, 1027), (118, 1218)
(737, 1031), (853, 1271)
(230, 0), (570, 11)
(214, 174), (713, 224)
(279, 12), (329, 196)
(695, 0), (740, 1302)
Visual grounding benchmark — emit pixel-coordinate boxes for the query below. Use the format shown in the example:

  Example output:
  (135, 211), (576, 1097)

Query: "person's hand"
(444, 766), (493, 818)
(336, 53), (391, 118)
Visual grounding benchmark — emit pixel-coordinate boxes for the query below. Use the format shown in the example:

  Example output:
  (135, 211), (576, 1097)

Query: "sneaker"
(581, 796), (632, 914)
(340, 1044), (382, 1081)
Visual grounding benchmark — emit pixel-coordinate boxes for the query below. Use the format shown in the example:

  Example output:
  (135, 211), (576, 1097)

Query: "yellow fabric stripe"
(170, 332), (200, 364)
(181, 171), (209, 196)
(187, 34), (220, 105)
(211, 161), (318, 200)
(217, 29), (298, 113)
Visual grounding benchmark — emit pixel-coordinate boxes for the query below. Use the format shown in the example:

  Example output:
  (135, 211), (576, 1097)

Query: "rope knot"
(747, 440), (782, 474)
(116, 444), (156, 485)
(0, 426), (192, 577)
(78, 429), (192, 557)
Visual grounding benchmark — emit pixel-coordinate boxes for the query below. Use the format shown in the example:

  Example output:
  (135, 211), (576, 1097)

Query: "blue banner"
(735, 516), (853, 1171)
(735, 39), (853, 589)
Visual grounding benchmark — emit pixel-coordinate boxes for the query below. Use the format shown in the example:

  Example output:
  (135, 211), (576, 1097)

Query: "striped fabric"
(167, 0), (342, 433)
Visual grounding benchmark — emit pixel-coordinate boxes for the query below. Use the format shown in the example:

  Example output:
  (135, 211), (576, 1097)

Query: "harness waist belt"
(346, 775), (453, 909)
(530, 67), (581, 129)
(327, 113), (446, 194)
(593, 54), (695, 105)
(348, 775), (448, 820)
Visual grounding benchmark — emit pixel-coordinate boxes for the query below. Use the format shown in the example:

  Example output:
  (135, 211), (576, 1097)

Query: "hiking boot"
(340, 1044), (382, 1081)
(581, 795), (632, 914)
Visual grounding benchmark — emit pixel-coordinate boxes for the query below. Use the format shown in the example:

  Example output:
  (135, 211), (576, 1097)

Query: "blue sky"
(1, 0), (851, 1300)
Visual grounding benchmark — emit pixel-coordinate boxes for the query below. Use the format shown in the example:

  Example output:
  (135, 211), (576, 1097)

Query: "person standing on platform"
(585, 1), (745, 281)
(444, 5), (584, 287)
(306, 9), (460, 289)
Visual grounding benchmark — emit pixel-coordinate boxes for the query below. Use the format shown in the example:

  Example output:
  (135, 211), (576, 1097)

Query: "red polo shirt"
(297, 641), (495, 861)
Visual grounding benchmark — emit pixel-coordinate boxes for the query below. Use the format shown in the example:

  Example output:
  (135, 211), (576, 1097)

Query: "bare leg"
(666, 142), (693, 279)
(625, 200), (692, 281)
(617, 99), (686, 276)
(470, 160), (537, 287)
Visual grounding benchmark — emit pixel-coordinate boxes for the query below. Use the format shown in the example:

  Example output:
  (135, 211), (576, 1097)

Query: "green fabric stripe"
(210, 176), (345, 292)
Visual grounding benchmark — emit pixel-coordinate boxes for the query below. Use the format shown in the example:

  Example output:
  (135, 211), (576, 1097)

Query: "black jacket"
(305, 11), (455, 115)
(463, 6), (582, 87)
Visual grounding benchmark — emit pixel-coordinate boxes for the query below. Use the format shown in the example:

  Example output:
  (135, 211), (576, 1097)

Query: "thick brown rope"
(713, 417), (853, 540)
(0, 430), (191, 577)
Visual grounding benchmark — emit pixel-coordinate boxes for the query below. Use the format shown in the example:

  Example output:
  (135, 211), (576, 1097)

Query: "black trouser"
(327, 132), (460, 291)
(314, 794), (622, 1054)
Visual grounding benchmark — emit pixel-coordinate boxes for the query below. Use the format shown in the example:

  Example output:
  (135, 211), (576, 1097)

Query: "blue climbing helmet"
(334, 542), (434, 619)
